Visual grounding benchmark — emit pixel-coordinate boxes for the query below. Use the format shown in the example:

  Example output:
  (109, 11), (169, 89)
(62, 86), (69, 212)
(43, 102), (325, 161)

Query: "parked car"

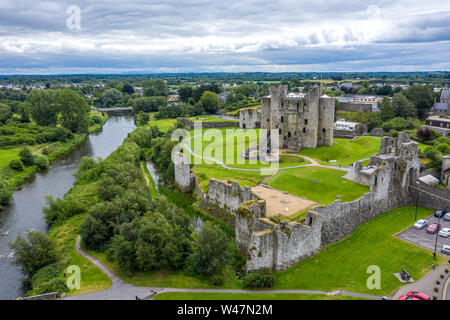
(443, 245), (450, 255)
(407, 291), (430, 300)
(434, 210), (446, 218)
(439, 228), (450, 238)
(444, 212), (450, 221)
(426, 223), (441, 234)
(413, 219), (428, 229)
(400, 295), (420, 300)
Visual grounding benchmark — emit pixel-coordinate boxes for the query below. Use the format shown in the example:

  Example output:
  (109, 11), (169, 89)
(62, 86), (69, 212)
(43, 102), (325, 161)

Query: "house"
(423, 116), (450, 137)
(442, 155), (450, 188)
(218, 91), (231, 104)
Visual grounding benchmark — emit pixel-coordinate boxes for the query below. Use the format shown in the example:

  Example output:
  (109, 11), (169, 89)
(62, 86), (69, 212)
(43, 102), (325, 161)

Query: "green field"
(296, 137), (380, 167)
(267, 166), (369, 206)
(274, 206), (446, 296)
(154, 292), (367, 300)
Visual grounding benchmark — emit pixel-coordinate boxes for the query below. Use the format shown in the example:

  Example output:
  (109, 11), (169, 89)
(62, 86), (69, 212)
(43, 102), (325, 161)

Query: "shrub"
(43, 195), (85, 226)
(445, 269), (448, 273)
(0, 178), (12, 209)
(440, 274), (444, 279)
(27, 278), (69, 297)
(436, 280), (440, 285)
(9, 159), (24, 171)
(34, 155), (49, 170)
(433, 296), (437, 300)
(210, 274), (224, 286)
(434, 287), (439, 292)
(243, 268), (275, 289)
(19, 147), (34, 166)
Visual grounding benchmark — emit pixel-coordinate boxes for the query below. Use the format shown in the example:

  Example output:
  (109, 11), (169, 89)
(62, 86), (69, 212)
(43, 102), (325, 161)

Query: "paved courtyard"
(397, 214), (450, 257)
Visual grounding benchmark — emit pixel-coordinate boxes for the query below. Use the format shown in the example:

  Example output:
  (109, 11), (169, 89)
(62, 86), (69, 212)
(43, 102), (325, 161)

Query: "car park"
(444, 212), (450, 221)
(413, 219), (428, 229)
(407, 291), (430, 300)
(439, 228), (450, 238)
(426, 223), (441, 234)
(443, 245), (450, 255)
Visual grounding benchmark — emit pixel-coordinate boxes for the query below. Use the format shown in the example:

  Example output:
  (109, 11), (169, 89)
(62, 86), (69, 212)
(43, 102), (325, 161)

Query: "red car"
(426, 223), (441, 234)
(400, 295), (420, 300)
(407, 291), (430, 300)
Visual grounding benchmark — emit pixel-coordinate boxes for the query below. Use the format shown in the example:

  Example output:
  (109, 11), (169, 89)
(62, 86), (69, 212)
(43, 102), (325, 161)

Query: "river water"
(0, 116), (136, 300)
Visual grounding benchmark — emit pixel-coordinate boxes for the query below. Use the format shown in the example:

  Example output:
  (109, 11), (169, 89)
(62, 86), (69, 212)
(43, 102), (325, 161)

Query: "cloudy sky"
(0, 0), (449, 74)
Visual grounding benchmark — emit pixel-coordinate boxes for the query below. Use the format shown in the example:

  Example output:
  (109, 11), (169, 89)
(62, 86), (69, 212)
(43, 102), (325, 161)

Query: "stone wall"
(239, 108), (261, 129)
(337, 102), (373, 113)
(414, 181), (450, 210)
(199, 178), (261, 225)
(174, 153), (195, 192)
(238, 133), (421, 271)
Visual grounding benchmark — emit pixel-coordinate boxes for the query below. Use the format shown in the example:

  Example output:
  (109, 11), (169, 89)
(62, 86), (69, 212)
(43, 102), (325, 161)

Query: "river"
(0, 116), (136, 300)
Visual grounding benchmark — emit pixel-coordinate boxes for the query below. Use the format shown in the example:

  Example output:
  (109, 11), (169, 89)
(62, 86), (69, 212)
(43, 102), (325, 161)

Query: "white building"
(334, 120), (359, 132)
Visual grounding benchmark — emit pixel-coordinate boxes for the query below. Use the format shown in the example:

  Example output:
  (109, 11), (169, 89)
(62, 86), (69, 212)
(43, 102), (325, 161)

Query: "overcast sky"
(0, 0), (449, 74)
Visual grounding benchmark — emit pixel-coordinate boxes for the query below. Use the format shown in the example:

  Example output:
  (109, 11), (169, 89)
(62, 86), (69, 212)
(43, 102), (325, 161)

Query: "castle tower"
(318, 94), (335, 147)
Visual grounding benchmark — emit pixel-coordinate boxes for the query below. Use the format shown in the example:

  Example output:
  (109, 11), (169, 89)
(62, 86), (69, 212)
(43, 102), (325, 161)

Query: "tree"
(143, 79), (168, 97)
(133, 96), (166, 113)
(9, 231), (59, 277)
(57, 89), (91, 133)
(404, 85), (434, 119)
(379, 98), (395, 122)
(27, 90), (58, 126)
(19, 147), (34, 166)
(0, 103), (12, 123)
(392, 93), (417, 118)
(122, 83), (135, 95)
(199, 91), (220, 113)
(17, 102), (31, 123)
(0, 178), (12, 209)
(178, 86), (193, 102)
(188, 222), (231, 275)
(102, 88), (122, 107)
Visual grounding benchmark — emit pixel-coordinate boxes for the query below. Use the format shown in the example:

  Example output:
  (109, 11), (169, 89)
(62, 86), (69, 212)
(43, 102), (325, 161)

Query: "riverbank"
(0, 116), (135, 300)
(0, 113), (108, 192)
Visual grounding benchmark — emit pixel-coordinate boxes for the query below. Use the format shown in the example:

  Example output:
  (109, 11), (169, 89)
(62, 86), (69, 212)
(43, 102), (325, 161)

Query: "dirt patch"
(251, 185), (317, 217)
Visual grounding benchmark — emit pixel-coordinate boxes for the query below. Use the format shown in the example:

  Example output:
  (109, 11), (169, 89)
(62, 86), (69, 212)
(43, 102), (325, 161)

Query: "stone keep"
(260, 85), (335, 151)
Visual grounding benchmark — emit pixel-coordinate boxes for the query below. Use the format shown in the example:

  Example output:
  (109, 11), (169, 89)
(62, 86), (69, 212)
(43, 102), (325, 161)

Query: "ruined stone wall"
(337, 102), (373, 113)
(199, 178), (261, 225)
(239, 109), (260, 129)
(241, 134), (421, 271)
(174, 153), (195, 192)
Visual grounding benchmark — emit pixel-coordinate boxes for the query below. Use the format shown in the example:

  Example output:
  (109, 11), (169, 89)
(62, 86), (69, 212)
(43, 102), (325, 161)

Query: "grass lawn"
(48, 214), (112, 296)
(192, 164), (263, 192)
(267, 166), (369, 206)
(274, 206), (447, 296)
(154, 292), (367, 300)
(296, 137), (380, 167)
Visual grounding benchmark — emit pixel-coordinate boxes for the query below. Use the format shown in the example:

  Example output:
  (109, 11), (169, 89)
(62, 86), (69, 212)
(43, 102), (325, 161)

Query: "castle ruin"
(259, 85), (335, 151)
